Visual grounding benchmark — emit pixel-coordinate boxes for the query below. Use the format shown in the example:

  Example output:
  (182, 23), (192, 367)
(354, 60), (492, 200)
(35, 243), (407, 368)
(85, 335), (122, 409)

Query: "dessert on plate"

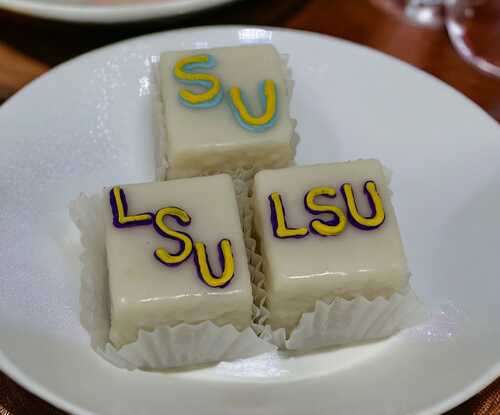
(71, 174), (274, 369)
(251, 160), (424, 349)
(155, 44), (297, 179)
(70, 44), (424, 369)
(105, 175), (253, 347)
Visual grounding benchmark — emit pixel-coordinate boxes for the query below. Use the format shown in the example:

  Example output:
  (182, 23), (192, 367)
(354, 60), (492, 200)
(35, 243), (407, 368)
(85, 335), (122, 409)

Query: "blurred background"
(1, 0), (500, 121)
(0, 0), (499, 413)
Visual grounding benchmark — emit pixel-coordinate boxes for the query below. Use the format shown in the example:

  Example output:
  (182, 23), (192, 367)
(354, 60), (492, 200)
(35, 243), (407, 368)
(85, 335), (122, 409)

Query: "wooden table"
(0, 0), (499, 414)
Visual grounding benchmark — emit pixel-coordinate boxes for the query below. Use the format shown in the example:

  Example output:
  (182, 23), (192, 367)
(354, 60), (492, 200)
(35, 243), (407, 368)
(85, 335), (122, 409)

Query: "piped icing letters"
(194, 239), (235, 288)
(109, 186), (153, 228)
(173, 54), (223, 109)
(304, 187), (347, 236)
(227, 80), (278, 132)
(153, 207), (193, 266)
(269, 192), (308, 239)
(340, 181), (385, 230)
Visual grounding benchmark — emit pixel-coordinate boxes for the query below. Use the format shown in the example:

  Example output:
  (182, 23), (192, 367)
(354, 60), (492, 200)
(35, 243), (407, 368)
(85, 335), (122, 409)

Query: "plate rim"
(0, 0), (238, 23)
(2, 345), (500, 415)
(0, 25), (499, 415)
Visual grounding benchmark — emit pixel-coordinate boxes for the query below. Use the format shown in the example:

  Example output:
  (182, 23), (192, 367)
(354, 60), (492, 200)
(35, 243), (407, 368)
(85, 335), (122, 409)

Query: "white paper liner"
(151, 52), (299, 181)
(245, 161), (428, 351)
(232, 173), (271, 333)
(69, 192), (275, 371)
(260, 291), (427, 351)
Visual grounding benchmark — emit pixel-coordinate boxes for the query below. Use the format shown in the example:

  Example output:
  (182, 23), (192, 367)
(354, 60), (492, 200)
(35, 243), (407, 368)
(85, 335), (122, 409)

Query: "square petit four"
(252, 160), (409, 332)
(104, 174), (253, 348)
(158, 44), (296, 179)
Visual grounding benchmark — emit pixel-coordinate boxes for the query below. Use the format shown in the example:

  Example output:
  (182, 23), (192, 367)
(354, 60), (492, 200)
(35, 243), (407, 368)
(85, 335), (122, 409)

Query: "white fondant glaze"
(105, 174), (253, 348)
(253, 160), (410, 332)
(158, 45), (295, 179)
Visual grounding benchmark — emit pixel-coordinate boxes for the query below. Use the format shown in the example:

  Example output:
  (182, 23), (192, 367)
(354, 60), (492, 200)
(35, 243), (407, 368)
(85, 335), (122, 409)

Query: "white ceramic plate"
(0, 0), (237, 23)
(0, 26), (499, 415)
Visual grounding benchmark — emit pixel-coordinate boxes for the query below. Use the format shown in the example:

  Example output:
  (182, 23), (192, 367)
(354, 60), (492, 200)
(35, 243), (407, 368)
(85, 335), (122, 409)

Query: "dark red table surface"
(0, 0), (499, 414)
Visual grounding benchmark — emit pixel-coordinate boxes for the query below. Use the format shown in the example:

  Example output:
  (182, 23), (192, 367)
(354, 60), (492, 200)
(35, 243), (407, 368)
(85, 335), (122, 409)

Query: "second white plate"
(0, 0), (237, 23)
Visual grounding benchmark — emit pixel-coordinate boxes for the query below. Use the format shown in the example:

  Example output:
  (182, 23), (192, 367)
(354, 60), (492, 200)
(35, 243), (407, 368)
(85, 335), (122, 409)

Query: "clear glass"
(445, 0), (500, 77)
(375, 0), (500, 77)
(405, 0), (445, 27)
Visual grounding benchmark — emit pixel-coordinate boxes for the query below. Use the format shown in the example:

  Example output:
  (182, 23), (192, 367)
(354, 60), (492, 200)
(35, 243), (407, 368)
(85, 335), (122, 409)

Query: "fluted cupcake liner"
(69, 192), (275, 371)
(242, 163), (428, 351)
(260, 291), (426, 351)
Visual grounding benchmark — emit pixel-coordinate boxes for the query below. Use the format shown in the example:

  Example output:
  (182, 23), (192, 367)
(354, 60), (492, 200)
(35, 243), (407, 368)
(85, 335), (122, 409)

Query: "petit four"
(157, 44), (296, 179)
(105, 174), (253, 347)
(252, 160), (409, 332)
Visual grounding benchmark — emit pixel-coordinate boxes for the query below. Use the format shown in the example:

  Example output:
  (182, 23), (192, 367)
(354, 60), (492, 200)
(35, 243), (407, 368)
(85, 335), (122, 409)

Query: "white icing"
(158, 45), (295, 179)
(252, 160), (410, 333)
(104, 174), (253, 348)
